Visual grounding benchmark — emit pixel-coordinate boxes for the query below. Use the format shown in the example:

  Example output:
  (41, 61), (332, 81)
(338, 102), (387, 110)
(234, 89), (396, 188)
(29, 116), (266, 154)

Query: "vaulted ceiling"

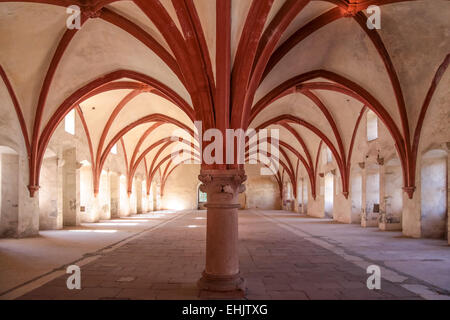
(0, 0), (448, 198)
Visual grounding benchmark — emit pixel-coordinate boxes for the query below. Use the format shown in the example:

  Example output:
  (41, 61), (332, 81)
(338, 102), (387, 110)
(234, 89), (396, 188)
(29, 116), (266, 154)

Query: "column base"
(197, 271), (246, 299)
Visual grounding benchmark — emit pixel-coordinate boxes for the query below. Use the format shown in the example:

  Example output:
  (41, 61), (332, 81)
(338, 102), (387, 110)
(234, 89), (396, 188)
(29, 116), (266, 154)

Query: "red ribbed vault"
(0, 0), (448, 200)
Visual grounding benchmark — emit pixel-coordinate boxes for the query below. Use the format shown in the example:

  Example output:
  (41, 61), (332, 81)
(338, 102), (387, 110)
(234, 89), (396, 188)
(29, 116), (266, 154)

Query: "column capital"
(199, 169), (246, 208)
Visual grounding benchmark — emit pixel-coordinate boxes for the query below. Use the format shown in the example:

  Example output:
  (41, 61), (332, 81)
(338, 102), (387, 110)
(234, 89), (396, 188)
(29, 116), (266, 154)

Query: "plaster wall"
(350, 170), (363, 223)
(129, 179), (137, 215)
(384, 161), (403, 224)
(421, 152), (447, 239)
(98, 171), (111, 220)
(62, 148), (80, 226)
(307, 166), (325, 218)
(0, 154), (19, 237)
(119, 175), (130, 217)
(244, 165), (281, 210)
(0, 79), (39, 238)
(109, 172), (120, 218)
(324, 172), (334, 218)
(162, 164), (201, 211)
(39, 157), (61, 230)
(365, 169), (380, 226)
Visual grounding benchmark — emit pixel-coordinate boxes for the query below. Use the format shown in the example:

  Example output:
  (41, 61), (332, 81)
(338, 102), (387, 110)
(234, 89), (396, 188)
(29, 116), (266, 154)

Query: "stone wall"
(244, 164), (281, 210)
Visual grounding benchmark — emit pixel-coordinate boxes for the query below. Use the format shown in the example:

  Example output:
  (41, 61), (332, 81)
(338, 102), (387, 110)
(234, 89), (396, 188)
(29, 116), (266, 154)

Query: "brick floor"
(16, 210), (437, 300)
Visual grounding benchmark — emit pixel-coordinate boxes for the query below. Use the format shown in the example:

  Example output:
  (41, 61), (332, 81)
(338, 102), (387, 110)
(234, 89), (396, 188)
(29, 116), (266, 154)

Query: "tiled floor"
(13, 210), (450, 300)
(0, 211), (181, 296)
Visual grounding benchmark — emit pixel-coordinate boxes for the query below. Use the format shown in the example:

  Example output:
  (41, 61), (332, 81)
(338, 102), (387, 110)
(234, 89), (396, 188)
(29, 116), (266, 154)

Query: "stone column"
(109, 172), (120, 218)
(361, 166), (367, 227)
(147, 190), (154, 212)
(402, 192), (421, 238)
(129, 179), (137, 215)
(302, 181), (308, 214)
(308, 174), (325, 218)
(294, 197), (299, 213)
(86, 196), (101, 223)
(197, 169), (247, 298)
(56, 156), (64, 229)
(154, 183), (161, 211)
(0, 153), (19, 237)
(136, 178), (143, 214)
(62, 148), (80, 226)
(18, 154), (39, 237)
(295, 178), (302, 214)
(333, 193), (353, 223)
(402, 154), (421, 238)
(378, 163), (387, 230)
(98, 171), (111, 220)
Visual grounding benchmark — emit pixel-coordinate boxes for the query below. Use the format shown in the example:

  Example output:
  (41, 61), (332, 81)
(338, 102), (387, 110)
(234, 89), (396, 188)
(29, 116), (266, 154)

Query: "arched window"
(326, 147), (333, 163)
(322, 146), (333, 164)
(64, 109), (75, 135)
(367, 110), (378, 141)
(111, 144), (117, 155)
(198, 188), (207, 203)
(286, 182), (292, 200)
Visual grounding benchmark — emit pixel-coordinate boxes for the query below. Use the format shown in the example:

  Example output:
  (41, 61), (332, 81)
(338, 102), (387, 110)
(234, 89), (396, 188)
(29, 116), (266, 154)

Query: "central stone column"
(197, 169), (247, 298)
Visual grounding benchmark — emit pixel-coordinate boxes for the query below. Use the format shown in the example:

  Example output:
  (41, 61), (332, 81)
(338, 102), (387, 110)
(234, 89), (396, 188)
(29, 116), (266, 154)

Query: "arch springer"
(139, 84), (153, 93)
(27, 185), (40, 198)
(343, 4), (358, 18)
(81, 6), (103, 19)
(403, 186), (416, 199)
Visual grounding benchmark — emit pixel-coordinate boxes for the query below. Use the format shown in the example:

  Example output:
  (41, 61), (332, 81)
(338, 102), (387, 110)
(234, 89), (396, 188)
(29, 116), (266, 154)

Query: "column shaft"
(197, 169), (247, 298)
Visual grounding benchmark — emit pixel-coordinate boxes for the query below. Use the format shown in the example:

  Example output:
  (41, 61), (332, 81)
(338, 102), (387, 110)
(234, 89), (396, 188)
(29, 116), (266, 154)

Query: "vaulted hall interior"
(0, 0), (448, 300)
